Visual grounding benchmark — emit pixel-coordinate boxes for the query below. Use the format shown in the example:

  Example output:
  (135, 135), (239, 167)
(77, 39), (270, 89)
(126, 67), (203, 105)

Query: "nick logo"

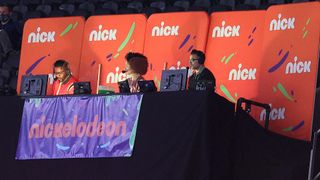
(260, 104), (286, 121)
(228, 64), (256, 80)
(28, 27), (55, 43)
(89, 25), (117, 41)
(269, 14), (295, 31)
(212, 21), (240, 38)
(106, 67), (126, 84)
(152, 21), (179, 37)
(285, 56), (311, 74)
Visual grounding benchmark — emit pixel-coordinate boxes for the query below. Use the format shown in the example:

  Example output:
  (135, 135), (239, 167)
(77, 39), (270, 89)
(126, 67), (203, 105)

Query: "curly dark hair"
(125, 52), (148, 75)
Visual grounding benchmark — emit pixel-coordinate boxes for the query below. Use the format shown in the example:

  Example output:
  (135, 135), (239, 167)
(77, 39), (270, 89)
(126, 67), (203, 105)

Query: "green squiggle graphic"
(220, 56), (226, 63)
(129, 120), (138, 150)
(220, 85), (236, 103)
(129, 97), (143, 151)
(129, 115), (138, 150)
(56, 143), (70, 150)
(225, 53), (235, 64)
(30, 98), (42, 107)
(35, 98), (42, 107)
(302, 18), (311, 39)
(60, 24), (73, 37)
(303, 31), (308, 39)
(283, 127), (293, 132)
(277, 83), (294, 101)
(114, 53), (120, 58)
(154, 76), (160, 88)
(273, 86), (277, 92)
(306, 18), (311, 25)
(72, 22), (78, 29)
(114, 22), (136, 58)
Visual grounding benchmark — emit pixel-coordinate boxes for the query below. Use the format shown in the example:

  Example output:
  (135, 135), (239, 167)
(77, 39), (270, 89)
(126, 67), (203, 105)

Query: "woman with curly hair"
(122, 52), (148, 93)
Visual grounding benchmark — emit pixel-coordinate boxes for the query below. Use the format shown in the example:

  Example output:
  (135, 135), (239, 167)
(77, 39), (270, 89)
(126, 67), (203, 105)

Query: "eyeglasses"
(190, 58), (200, 62)
(54, 70), (65, 76)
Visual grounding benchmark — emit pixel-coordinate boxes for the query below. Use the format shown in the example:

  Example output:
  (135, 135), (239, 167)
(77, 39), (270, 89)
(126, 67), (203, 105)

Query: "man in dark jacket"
(0, 3), (22, 50)
(188, 49), (216, 91)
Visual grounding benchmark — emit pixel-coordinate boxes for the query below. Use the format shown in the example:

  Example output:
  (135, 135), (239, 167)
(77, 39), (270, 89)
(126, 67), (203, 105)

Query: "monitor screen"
(138, 80), (157, 93)
(74, 82), (91, 94)
(160, 68), (188, 92)
(20, 75), (48, 96)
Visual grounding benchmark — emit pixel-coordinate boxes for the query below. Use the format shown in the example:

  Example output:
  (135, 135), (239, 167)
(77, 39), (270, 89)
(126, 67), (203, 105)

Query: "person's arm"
(66, 77), (77, 94)
(0, 30), (13, 58)
(203, 68), (216, 91)
(209, 71), (216, 91)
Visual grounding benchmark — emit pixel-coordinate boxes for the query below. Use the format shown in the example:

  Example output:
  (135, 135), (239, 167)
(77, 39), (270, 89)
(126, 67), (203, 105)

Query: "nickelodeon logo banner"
(251, 2), (320, 140)
(17, 17), (85, 95)
(16, 94), (143, 159)
(144, 12), (209, 87)
(78, 15), (147, 93)
(206, 11), (266, 104)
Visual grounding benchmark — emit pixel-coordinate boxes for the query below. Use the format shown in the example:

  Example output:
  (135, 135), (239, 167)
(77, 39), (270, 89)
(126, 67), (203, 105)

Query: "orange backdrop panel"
(17, 17), (85, 95)
(206, 11), (266, 105)
(144, 12), (209, 87)
(78, 14), (147, 93)
(251, 2), (320, 140)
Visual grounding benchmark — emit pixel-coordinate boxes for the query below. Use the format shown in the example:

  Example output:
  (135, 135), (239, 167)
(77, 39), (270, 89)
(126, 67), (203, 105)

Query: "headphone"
(191, 50), (205, 65)
(63, 61), (71, 76)
(197, 56), (204, 65)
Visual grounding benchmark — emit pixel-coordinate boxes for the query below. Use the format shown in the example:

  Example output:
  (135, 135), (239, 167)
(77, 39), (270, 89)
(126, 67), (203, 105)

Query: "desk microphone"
(122, 68), (130, 74)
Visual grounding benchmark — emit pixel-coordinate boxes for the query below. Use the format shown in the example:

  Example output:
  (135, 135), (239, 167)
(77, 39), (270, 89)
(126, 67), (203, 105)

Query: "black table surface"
(0, 91), (316, 180)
